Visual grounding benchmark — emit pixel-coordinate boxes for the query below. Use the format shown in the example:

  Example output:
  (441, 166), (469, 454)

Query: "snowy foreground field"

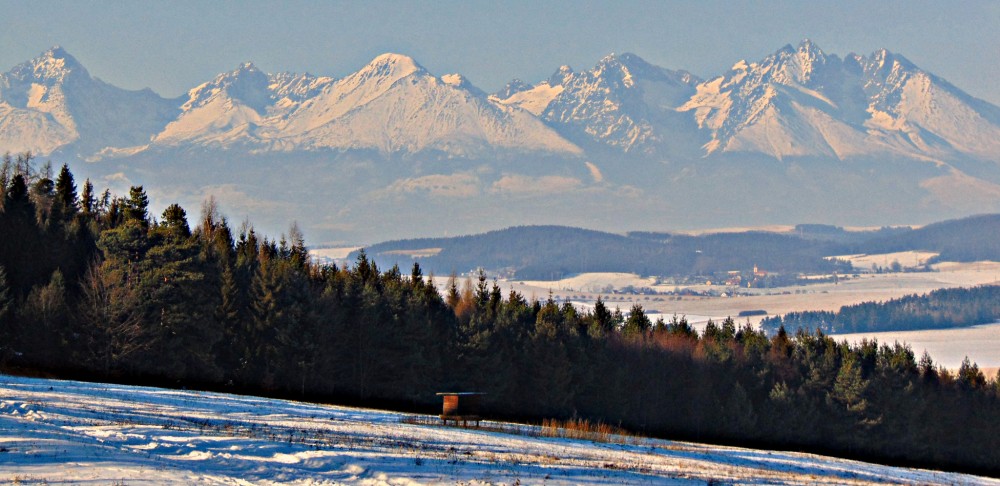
(1, 376), (995, 485)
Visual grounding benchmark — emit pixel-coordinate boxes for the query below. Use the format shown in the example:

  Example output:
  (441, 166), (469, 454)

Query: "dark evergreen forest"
(2, 155), (999, 474)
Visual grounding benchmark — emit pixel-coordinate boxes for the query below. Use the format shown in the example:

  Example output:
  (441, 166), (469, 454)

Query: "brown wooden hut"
(436, 392), (484, 426)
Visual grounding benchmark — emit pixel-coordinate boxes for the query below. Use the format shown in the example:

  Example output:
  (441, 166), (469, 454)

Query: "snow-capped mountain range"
(2, 41), (1000, 242)
(140, 53), (579, 157)
(3, 41), (999, 164)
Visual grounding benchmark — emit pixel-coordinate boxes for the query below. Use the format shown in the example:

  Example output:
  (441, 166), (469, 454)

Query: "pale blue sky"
(2, 1), (999, 104)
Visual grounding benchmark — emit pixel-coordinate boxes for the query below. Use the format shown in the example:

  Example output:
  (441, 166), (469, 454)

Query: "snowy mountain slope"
(144, 53), (581, 157)
(271, 53), (582, 156)
(3, 374), (994, 485)
(491, 73), (566, 116)
(0, 47), (179, 155)
(678, 40), (1000, 161)
(858, 49), (1000, 159)
(496, 53), (703, 155)
(151, 62), (336, 149)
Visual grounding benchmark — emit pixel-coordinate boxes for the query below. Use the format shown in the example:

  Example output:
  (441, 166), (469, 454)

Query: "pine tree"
(1, 174), (44, 296)
(214, 264), (245, 382)
(54, 163), (78, 217)
(79, 179), (95, 216)
(161, 203), (191, 238)
(957, 357), (986, 390)
(832, 353), (869, 413)
(445, 272), (460, 309)
(591, 297), (614, 336)
(125, 186), (149, 227)
(622, 304), (651, 337)
(248, 258), (284, 387)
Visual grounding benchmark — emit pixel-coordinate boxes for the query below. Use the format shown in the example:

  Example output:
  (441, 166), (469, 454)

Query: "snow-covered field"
(310, 247), (362, 267)
(1, 375), (995, 485)
(518, 273), (659, 294)
(495, 261), (1000, 321)
(827, 251), (940, 271)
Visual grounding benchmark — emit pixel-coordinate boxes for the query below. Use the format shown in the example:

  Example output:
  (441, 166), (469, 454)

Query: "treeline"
(2, 157), (1000, 474)
(761, 285), (1000, 335)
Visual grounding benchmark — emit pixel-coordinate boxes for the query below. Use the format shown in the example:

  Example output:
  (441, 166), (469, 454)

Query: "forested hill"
(359, 216), (1000, 279)
(3, 157), (1000, 474)
(855, 214), (1000, 262)
(361, 226), (848, 279)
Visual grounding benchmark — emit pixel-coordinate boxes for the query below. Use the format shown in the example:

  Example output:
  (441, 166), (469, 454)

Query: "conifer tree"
(1, 175), (44, 296)
(832, 353), (868, 413)
(445, 273), (460, 309)
(161, 204), (191, 238)
(622, 304), (651, 337)
(125, 186), (149, 227)
(214, 263), (245, 381)
(591, 296), (614, 336)
(248, 258), (284, 387)
(957, 357), (986, 390)
(54, 163), (77, 216)
(79, 179), (95, 216)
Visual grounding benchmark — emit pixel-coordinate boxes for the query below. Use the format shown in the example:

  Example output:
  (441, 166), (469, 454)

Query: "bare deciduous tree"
(78, 260), (146, 373)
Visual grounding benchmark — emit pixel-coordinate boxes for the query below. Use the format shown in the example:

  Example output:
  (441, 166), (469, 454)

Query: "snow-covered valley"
(1, 375), (995, 484)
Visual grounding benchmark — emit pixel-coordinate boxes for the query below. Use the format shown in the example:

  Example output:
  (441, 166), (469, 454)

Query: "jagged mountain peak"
(440, 73), (485, 97)
(860, 48), (917, 76)
(228, 61), (268, 81)
(589, 52), (699, 87)
(593, 52), (650, 76)
(494, 78), (531, 99)
(220, 61), (268, 81)
(541, 51), (702, 154)
(9, 46), (89, 83)
(794, 39), (827, 62)
(797, 38), (819, 51)
(548, 65), (574, 87)
(760, 39), (833, 85)
(182, 61), (272, 113)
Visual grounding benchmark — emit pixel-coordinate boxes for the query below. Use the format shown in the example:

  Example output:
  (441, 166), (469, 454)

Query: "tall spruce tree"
(79, 179), (95, 216)
(125, 186), (149, 227)
(54, 164), (78, 217)
(622, 304), (651, 337)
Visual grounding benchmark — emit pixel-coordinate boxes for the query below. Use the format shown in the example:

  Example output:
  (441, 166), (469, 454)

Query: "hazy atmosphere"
(2, 1), (999, 104)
